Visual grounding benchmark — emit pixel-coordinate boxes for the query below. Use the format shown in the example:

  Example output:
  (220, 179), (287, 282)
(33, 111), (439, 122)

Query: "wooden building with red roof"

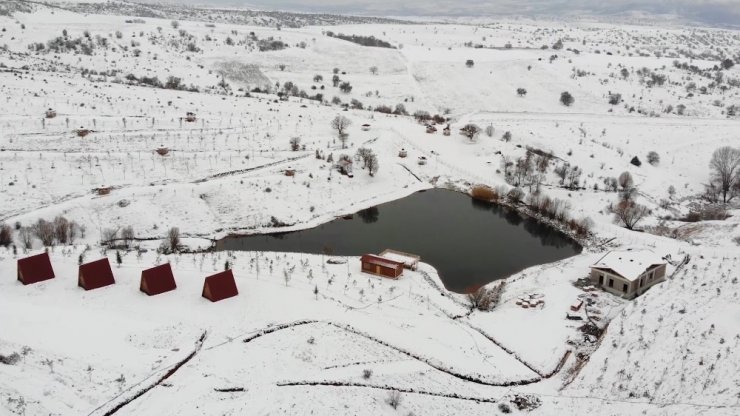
(78, 258), (115, 291)
(17, 252), (56, 285)
(360, 254), (404, 279)
(202, 269), (239, 302)
(140, 263), (177, 296)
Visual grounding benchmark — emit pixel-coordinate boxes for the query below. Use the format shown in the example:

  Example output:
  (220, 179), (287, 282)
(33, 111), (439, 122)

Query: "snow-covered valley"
(0, 1), (739, 415)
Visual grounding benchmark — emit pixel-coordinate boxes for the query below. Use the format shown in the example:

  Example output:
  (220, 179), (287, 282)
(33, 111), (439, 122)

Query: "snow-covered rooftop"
(591, 249), (666, 281)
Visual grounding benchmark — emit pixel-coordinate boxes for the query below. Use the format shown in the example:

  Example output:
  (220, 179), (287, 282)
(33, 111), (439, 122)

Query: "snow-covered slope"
(0, 3), (739, 415)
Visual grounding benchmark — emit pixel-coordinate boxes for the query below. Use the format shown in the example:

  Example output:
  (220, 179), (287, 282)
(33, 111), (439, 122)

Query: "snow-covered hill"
(0, 2), (738, 415)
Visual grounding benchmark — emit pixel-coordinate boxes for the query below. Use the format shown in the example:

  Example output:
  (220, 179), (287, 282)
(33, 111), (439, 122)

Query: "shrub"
(387, 391), (402, 409)
(362, 369), (372, 379)
(630, 156), (642, 167)
(0, 223), (12, 247)
(647, 151), (660, 165)
(34, 219), (55, 246)
(167, 227), (180, 252)
(471, 185), (497, 201)
(560, 91), (574, 106)
(507, 187), (524, 203)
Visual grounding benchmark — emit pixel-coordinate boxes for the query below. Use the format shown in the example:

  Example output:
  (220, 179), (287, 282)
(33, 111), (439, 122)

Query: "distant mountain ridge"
(35, 0), (413, 27)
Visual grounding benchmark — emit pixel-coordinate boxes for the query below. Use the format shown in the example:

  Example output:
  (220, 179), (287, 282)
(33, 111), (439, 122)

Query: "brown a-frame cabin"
(78, 258), (116, 291)
(140, 263), (177, 296)
(202, 269), (238, 302)
(17, 252), (55, 285)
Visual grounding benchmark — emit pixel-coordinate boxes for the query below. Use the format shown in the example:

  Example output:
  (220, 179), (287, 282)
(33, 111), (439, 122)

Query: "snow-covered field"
(0, 2), (739, 415)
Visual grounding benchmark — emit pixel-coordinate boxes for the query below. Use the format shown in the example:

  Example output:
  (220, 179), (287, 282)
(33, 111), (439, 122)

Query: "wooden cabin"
(185, 112), (197, 122)
(45, 108), (57, 119)
(361, 124), (371, 131)
(76, 128), (91, 138)
(426, 125), (437, 134)
(284, 167), (296, 176)
(156, 147), (169, 156)
(398, 149), (408, 158)
(360, 254), (404, 279)
(417, 156), (427, 165)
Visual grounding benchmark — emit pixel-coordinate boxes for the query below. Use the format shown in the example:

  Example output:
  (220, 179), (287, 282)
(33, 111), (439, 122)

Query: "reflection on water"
(218, 189), (581, 293)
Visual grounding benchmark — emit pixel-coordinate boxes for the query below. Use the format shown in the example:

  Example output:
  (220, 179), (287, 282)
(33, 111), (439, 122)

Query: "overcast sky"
(175, 0), (740, 26)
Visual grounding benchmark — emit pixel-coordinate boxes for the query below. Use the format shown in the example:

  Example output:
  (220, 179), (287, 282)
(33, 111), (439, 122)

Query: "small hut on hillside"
(426, 125), (437, 134)
(185, 112), (197, 122)
(45, 108), (57, 119)
(361, 123), (371, 131)
(17, 252), (55, 285)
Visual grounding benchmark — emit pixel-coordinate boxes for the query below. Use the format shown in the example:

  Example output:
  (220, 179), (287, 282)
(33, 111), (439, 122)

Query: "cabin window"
(649, 271), (654, 280)
(363, 263), (372, 270)
(608, 278), (614, 288)
(623, 283), (628, 293)
(598, 274), (604, 285)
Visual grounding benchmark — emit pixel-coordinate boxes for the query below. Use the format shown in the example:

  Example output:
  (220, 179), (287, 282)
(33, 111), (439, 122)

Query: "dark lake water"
(217, 189), (582, 293)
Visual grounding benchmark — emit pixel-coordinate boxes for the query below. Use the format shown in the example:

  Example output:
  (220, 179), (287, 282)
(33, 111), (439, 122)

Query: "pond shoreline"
(216, 187), (582, 293)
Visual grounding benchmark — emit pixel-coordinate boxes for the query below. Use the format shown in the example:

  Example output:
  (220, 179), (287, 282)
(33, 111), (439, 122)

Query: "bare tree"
(53, 216), (69, 244)
(168, 227), (181, 252)
(355, 147), (373, 168)
(331, 115), (351, 137)
(102, 228), (119, 244)
(121, 226), (135, 248)
(34, 219), (56, 246)
(19, 227), (33, 249)
(461, 123), (481, 141)
(289, 136), (301, 151)
(387, 390), (402, 409)
(0, 223), (12, 247)
(613, 200), (649, 230)
(367, 154), (379, 177)
(709, 146), (740, 203)
(618, 171), (634, 190)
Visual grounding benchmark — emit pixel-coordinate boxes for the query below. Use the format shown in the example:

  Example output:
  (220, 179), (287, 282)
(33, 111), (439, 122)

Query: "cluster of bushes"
(325, 31), (394, 48)
(257, 37), (286, 51)
(682, 205), (729, 222)
(29, 35), (98, 55)
(467, 281), (506, 311)
(412, 111), (446, 124)
(471, 184), (592, 238)
(121, 74), (200, 92)
(8, 216), (86, 249)
(526, 193), (571, 222)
